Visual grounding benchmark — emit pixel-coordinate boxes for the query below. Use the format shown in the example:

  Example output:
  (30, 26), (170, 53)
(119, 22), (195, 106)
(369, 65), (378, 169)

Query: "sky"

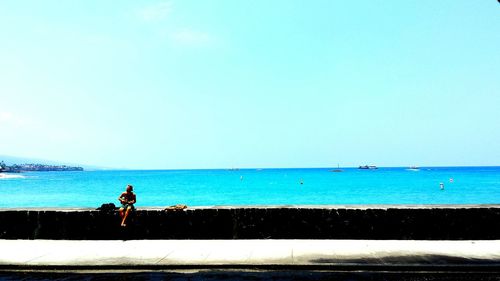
(0, 1), (499, 169)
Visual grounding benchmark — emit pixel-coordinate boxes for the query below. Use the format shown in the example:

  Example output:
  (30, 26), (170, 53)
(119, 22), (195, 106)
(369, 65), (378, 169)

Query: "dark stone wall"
(0, 206), (499, 240)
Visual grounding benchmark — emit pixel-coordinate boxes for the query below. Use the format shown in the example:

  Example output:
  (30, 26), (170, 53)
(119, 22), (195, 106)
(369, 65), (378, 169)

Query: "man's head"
(126, 185), (133, 192)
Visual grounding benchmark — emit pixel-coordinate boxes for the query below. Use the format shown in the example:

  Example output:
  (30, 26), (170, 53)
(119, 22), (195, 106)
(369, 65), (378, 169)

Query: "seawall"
(0, 205), (499, 240)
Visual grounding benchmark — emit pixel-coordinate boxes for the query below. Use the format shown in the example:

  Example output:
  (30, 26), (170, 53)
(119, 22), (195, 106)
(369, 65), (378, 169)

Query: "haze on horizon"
(1, 1), (499, 170)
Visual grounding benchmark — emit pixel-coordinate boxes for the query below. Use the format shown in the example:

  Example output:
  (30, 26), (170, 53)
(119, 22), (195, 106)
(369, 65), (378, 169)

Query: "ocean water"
(0, 167), (499, 208)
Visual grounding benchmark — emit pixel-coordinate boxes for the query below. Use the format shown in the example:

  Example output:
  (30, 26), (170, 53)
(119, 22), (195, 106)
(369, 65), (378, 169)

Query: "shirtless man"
(118, 184), (136, 227)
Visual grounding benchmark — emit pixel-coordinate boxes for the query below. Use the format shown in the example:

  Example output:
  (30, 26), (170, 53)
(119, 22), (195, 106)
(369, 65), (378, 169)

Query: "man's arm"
(118, 192), (126, 203)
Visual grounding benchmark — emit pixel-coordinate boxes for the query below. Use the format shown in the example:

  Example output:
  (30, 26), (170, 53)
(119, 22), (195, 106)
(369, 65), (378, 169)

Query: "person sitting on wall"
(118, 184), (136, 227)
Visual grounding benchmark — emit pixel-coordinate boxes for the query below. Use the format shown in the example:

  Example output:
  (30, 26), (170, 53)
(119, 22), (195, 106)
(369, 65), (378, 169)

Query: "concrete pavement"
(1, 240), (500, 270)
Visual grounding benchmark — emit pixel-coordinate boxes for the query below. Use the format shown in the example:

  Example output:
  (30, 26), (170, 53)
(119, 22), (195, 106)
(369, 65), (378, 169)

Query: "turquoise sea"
(0, 167), (499, 208)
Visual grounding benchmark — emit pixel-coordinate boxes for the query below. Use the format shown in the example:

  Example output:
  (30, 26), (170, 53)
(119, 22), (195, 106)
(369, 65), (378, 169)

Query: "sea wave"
(0, 173), (25, 179)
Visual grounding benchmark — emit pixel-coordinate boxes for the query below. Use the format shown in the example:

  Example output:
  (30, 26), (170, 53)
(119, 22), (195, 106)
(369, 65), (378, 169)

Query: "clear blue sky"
(1, 1), (499, 169)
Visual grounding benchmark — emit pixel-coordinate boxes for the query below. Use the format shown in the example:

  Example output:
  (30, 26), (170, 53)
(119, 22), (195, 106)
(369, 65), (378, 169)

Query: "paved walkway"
(1, 240), (500, 270)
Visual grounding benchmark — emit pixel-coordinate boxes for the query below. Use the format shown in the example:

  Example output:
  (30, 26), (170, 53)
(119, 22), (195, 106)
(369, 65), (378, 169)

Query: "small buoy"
(449, 178), (454, 183)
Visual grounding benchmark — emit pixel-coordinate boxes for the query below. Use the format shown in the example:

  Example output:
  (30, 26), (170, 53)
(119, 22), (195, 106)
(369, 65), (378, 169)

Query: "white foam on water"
(0, 173), (25, 179)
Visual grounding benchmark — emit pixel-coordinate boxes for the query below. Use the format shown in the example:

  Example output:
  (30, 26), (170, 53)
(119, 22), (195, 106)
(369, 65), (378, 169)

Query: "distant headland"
(0, 161), (83, 173)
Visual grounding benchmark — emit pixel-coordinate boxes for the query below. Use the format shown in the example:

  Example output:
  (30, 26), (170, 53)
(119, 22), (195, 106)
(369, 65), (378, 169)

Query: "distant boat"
(407, 166), (420, 171)
(331, 164), (343, 172)
(358, 165), (377, 170)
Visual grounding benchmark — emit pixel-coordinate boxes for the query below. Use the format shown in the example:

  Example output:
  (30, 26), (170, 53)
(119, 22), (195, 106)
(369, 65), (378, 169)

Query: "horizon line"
(89, 165), (500, 171)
